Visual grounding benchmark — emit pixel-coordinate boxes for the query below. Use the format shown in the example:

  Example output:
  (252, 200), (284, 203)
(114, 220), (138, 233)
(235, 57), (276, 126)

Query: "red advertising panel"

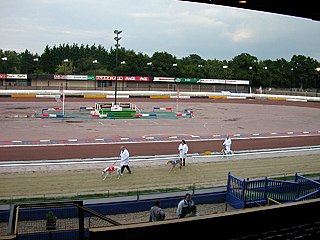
(96, 76), (150, 81)
(123, 76), (150, 81)
(96, 76), (117, 81)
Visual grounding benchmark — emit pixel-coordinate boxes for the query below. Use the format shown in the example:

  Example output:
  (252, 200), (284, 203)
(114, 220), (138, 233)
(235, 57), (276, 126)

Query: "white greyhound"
(102, 166), (122, 180)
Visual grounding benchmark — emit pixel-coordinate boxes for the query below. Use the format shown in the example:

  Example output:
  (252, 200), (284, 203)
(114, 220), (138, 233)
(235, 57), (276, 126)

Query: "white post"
(62, 92), (65, 116)
(60, 83), (65, 116)
(176, 88), (179, 113)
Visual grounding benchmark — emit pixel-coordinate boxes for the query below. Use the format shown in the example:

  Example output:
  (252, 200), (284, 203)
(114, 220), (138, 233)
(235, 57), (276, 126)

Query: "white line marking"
(1, 147), (319, 168)
(193, 147), (320, 159)
(1, 133), (319, 148)
(144, 137), (155, 140)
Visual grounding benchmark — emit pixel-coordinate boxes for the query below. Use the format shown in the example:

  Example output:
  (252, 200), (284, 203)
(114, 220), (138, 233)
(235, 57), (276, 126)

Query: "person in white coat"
(223, 135), (232, 154)
(178, 140), (189, 167)
(120, 146), (132, 174)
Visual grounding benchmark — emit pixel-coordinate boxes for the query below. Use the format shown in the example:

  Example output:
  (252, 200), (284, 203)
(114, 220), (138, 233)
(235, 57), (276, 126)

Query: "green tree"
(41, 45), (59, 73)
(290, 55), (319, 89)
(0, 50), (20, 73)
(229, 53), (259, 85)
(56, 60), (75, 74)
(20, 49), (37, 74)
(151, 51), (177, 77)
(180, 54), (205, 78)
(204, 59), (230, 79)
(1, 45), (319, 90)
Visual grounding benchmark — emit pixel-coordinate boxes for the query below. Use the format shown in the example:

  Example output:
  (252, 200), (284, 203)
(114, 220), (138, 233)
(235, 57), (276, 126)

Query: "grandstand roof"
(179, 0), (319, 21)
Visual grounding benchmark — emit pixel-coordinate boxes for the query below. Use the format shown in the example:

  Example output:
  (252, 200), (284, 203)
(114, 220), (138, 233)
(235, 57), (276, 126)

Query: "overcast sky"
(1, 0), (319, 61)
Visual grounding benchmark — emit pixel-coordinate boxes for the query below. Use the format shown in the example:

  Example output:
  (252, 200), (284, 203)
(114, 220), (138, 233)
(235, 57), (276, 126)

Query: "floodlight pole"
(93, 60), (98, 90)
(114, 30), (122, 106)
(223, 65), (228, 91)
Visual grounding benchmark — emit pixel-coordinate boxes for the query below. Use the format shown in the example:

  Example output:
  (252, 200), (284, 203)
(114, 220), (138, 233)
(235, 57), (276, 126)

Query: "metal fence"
(8, 201), (120, 240)
(226, 172), (320, 209)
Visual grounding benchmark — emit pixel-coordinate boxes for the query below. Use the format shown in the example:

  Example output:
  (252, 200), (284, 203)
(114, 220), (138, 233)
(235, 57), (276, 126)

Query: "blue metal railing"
(227, 172), (320, 209)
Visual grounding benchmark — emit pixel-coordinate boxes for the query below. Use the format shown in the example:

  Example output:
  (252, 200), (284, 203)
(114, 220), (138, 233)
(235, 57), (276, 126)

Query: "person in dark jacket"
(176, 193), (195, 218)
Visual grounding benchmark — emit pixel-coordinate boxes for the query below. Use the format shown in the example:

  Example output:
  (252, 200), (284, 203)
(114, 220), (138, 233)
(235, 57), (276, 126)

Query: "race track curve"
(1, 98), (319, 161)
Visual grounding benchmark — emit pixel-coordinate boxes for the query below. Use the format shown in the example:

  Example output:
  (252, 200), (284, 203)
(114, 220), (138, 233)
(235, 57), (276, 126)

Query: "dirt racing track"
(0, 97), (320, 199)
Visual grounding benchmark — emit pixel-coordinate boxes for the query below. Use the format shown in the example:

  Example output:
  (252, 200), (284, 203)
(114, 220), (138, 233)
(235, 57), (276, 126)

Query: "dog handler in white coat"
(178, 140), (189, 167)
(223, 135), (232, 154)
(120, 146), (132, 174)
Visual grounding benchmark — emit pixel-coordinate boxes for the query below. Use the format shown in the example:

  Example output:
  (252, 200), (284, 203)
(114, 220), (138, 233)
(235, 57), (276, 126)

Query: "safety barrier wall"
(0, 90), (320, 102)
(2, 181), (320, 239)
(16, 229), (87, 240)
(0, 192), (226, 223)
(2, 198), (319, 240)
(89, 199), (320, 240)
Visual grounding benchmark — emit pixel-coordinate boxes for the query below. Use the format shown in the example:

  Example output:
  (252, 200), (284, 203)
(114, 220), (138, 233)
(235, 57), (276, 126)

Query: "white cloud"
(227, 28), (253, 42)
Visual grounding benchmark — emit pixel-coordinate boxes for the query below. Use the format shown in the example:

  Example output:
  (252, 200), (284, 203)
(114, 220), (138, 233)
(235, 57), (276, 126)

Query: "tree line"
(1, 44), (319, 89)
